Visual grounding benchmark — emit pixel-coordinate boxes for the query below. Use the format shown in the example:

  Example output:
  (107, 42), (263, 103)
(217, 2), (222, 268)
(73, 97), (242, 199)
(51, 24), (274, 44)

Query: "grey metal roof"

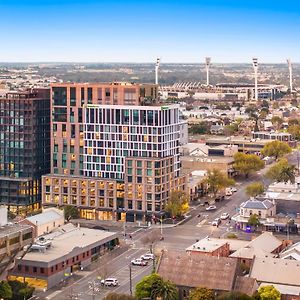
(26, 210), (63, 226)
(241, 199), (274, 210)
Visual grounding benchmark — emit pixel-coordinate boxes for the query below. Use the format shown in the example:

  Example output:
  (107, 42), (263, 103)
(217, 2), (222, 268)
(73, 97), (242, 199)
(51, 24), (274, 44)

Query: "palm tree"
(151, 279), (179, 300)
(279, 164), (296, 183)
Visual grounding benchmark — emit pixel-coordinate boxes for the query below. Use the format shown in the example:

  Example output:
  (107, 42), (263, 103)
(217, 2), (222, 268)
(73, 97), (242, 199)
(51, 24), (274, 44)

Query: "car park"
(131, 258), (148, 266)
(212, 218), (221, 226)
(220, 212), (230, 220)
(206, 205), (217, 211)
(100, 278), (119, 287)
(141, 253), (155, 260)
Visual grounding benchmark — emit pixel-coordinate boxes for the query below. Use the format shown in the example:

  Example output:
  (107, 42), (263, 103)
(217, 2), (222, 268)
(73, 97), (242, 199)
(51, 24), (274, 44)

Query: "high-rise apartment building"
(42, 82), (187, 222)
(0, 89), (50, 215)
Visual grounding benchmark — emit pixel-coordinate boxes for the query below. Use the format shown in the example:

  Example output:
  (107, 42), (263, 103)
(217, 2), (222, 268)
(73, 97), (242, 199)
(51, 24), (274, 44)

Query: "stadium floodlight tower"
(287, 58), (293, 93)
(205, 57), (211, 86)
(155, 57), (160, 85)
(252, 57), (259, 101)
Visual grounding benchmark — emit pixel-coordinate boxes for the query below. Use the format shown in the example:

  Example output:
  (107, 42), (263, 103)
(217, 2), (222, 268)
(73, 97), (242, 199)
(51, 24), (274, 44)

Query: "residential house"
(250, 256), (300, 299)
(157, 250), (257, 298)
(230, 232), (288, 268)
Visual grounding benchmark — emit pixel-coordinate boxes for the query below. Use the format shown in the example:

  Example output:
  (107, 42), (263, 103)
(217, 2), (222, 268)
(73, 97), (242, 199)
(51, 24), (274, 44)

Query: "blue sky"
(1, 0), (300, 63)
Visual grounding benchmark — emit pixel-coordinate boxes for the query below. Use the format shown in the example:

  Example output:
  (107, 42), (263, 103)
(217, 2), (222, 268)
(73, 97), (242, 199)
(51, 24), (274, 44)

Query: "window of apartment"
(137, 201), (142, 210)
(25, 265), (29, 272)
(40, 267), (44, 274)
(147, 203), (152, 211)
(70, 87), (76, 106)
(33, 267), (37, 273)
(87, 88), (93, 103)
(128, 200), (133, 209)
(137, 177), (142, 183)
(53, 87), (67, 106)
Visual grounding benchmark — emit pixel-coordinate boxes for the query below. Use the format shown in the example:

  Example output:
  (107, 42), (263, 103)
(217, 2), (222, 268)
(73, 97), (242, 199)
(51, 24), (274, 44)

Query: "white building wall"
(0, 206), (7, 226)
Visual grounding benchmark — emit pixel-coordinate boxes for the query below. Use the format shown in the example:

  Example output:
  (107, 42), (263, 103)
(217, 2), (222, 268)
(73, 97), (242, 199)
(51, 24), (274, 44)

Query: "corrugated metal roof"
(26, 210), (63, 226)
(157, 251), (237, 291)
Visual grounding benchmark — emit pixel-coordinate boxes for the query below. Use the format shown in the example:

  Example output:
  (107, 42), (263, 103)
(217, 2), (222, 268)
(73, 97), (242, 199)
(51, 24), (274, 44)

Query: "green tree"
(136, 273), (161, 299)
(271, 116), (283, 130)
(257, 285), (280, 300)
(152, 279), (178, 300)
(233, 153), (264, 178)
(224, 123), (239, 136)
(261, 140), (292, 160)
(64, 205), (79, 221)
(103, 293), (136, 300)
(189, 122), (210, 135)
(266, 158), (296, 183)
(165, 190), (189, 218)
(288, 124), (300, 140)
(189, 287), (214, 300)
(203, 169), (235, 197)
(8, 280), (34, 300)
(245, 182), (265, 197)
(247, 214), (260, 228)
(217, 291), (253, 300)
(135, 274), (178, 300)
(0, 280), (12, 300)
(288, 118), (300, 126)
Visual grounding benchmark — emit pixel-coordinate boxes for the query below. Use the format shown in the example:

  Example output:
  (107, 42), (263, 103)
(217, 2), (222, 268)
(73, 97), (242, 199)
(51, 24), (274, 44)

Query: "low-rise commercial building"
(0, 216), (34, 279)
(9, 223), (118, 290)
(20, 208), (64, 238)
(232, 199), (276, 230)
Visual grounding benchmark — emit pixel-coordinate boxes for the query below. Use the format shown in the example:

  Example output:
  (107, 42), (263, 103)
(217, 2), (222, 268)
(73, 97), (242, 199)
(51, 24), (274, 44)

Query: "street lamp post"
(123, 209), (127, 239)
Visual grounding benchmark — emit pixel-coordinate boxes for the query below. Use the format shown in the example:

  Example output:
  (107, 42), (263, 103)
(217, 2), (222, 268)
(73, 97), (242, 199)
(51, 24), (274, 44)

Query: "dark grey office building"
(0, 89), (50, 215)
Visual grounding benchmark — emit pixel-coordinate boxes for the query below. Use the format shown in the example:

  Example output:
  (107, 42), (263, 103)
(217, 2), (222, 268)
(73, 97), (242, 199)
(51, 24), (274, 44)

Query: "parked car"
(100, 278), (119, 287)
(131, 258), (148, 266)
(141, 253), (155, 260)
(225, 188), (232, 196)
(215, 195), (225, 202)
(206, 205), (217, 211)
(220, 212), (230, 220)
(212, 218), (221, 226)
(230, 187), (237, 193)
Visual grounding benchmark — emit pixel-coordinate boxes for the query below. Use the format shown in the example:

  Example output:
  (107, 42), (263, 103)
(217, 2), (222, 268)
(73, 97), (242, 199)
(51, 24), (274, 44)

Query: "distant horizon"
(1, 61), (299, 65)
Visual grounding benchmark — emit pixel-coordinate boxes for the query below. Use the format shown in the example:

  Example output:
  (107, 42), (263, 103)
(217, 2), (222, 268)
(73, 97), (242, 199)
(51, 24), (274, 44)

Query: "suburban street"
(37, 150), (300, 300)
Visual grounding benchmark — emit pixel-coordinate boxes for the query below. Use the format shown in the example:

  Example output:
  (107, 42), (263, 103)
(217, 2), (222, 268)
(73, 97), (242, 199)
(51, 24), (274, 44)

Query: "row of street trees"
(102, 273), (281, 300)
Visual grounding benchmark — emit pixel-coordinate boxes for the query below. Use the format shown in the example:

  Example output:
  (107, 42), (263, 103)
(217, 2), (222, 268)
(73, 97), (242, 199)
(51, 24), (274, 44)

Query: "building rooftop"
(157, 250), (238, 291)
(186, 237), (249, 253)
(250, 256), (300, 286)
(0, 223), (32, 239)
(22, 223), (117, 263)
(240, 199), (274, 210)
(230, 232), (282, 260)
(264, 191), (300, 202)
(26, 208), (63, 226)
(186, 237), (228, 252)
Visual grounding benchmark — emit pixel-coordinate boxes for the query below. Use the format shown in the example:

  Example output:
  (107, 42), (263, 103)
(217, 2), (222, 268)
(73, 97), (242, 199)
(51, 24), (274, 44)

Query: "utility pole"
(129, 263), (132, 295)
